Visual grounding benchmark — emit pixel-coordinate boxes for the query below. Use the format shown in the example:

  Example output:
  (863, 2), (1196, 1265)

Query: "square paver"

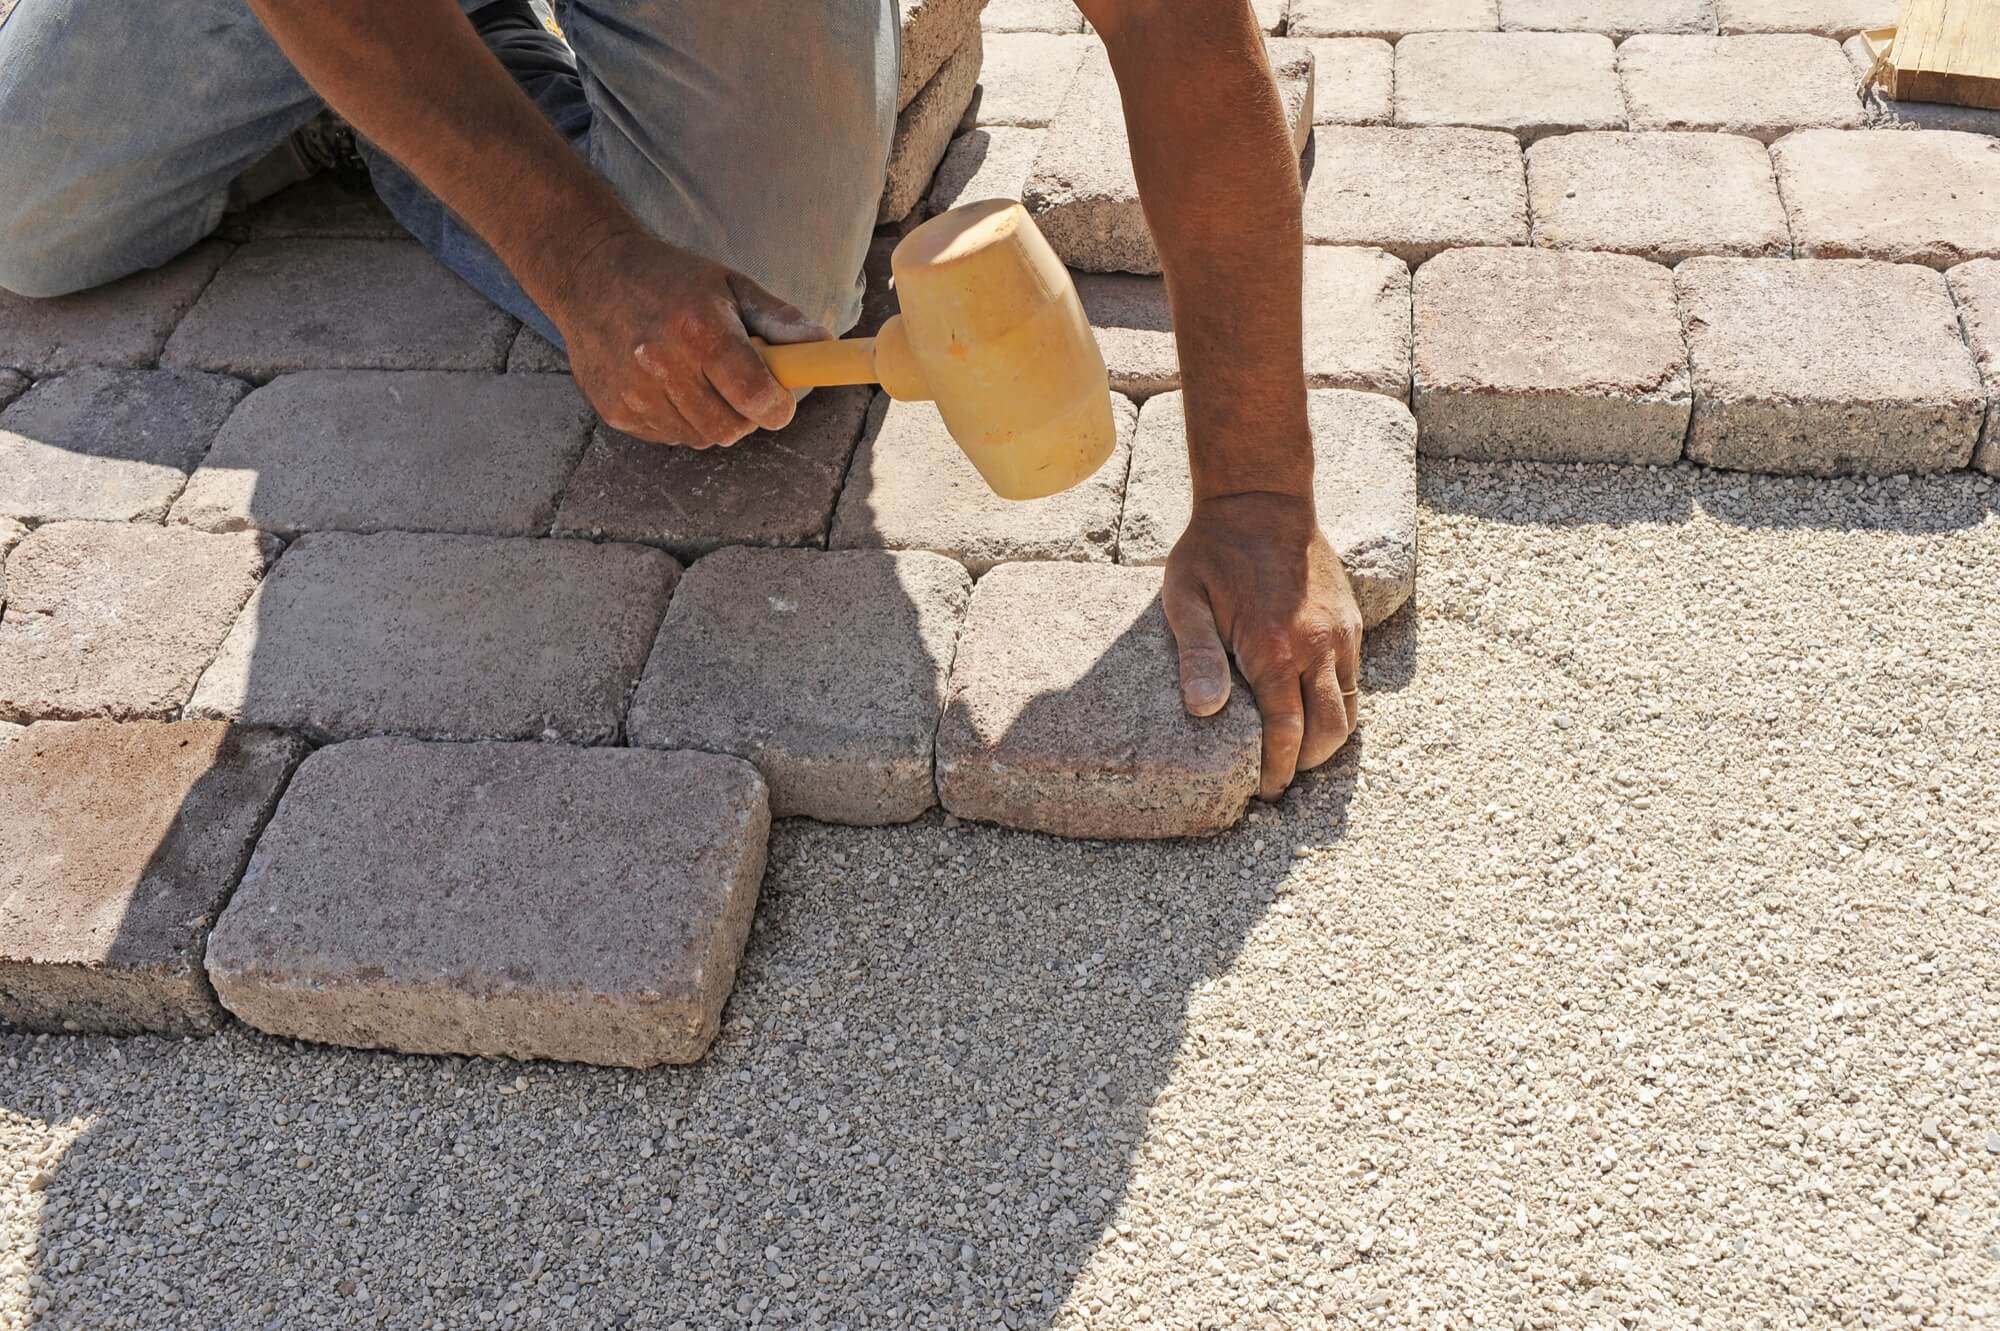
(829, 391), (1137, 574)
(1024, 43), (1314, 272)
(936, 562), (1261, 839)
(0, 522), (274, 723)
(186, 530), (678, 742)
(883, 30), (984, 223)
(965, 32), (1093, 128)
(0, 244), (227, 377)
(1715, 0), (1894, 38)
(0, 369), (249, 523)
(555, 385), (873, 558)
(1677, 257), (1985, 473)
(1773, 129), (2000, 269)
(168, 371), (593, 538)
(205, 739), (769, 1067)
(1414, 247), (1691, 465)
(0, 720), (304, 1035)
(1304, 127), (1529, 263)
(1947, 259), (2000, 474)
(628, 548), (971, 825)
(981, 0), (1084, 32)
(1618, 34), (1863, 143)
(1290, 0), (1499, 39)
(1117, 389), (1418, 627)
(928, 127), (1046, 216)
(1396, 32), (1623, 143)
(162, 239), (515, 379)
(1296, 38), (1394, 126)
(507, 327), (569, 373)
(1499, 0), (1715, 37)
(1528, 132), (1790, 264)
(900, 0), (984, 110)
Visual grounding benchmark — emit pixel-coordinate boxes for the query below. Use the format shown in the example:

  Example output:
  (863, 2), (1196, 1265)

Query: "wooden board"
(1888, 0), (2000, 110)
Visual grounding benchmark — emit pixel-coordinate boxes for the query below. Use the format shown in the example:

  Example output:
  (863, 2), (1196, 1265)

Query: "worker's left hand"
(1163, 492), (1362, 801)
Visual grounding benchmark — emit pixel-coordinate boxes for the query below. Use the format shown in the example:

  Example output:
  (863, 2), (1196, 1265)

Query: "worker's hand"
(1164, 492), (1362, 801)
(549, 227), (832, 448)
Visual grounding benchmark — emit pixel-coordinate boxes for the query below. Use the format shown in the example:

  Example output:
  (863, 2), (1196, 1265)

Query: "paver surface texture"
(1526, 131), (1791, 264)
(1289, 0), (1500, 39)
(1616, 34), (1864, 142)
(1715, 0), (1895, 37)
(1772, 129), (2000, 269)
(1303, 127), (1529, 263)
(881, 29), (984, 224)
(1948, 258), (2000, 474)
(1498, 0), (1716, 37)
(1395, 31), (1624, 143)
(0, 245), (226, 377)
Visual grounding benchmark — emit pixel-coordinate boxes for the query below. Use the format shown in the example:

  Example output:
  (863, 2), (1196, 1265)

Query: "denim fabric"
(0, 0), (897, 342)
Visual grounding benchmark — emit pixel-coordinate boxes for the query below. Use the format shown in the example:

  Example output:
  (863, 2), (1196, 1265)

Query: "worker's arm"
(1079, 0), (1363, 799)
(245, 0), (822, 448)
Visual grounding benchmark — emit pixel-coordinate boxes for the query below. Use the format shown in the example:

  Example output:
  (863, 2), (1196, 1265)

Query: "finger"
(704, 327), (797, 434)
(1334, 618), (1362, 733)
(1249, 671), (1307, 802)
(635, 341), (757, 446)
(730, 271), (832, 344)
(1298, 654), (1354, 773)
(612, 389), (702, 448)
(1162, 581), (1231, 717)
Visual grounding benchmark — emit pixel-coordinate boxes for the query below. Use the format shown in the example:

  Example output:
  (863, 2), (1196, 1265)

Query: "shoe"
(223, 109), (369, 213)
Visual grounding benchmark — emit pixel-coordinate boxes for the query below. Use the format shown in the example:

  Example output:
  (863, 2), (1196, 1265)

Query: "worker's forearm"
(1092, 2), (1313, 504)
(246, 0), (634, 318)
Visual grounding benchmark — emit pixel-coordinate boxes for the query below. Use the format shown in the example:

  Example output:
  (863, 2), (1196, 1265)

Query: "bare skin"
(247, 0), (1362, 796)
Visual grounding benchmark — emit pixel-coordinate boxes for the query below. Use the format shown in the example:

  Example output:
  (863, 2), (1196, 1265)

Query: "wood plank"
(1891, 0), (2000, 109)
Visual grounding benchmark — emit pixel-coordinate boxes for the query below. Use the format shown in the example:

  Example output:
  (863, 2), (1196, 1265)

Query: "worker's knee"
(0, 237), (100, 300)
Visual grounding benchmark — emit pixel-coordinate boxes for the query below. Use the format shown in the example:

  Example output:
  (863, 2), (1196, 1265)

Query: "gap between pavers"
(1526, 131), (1791, 265)
(628, 547), (971, 826)
(1304, 127), (1529, 263)
(1290, 0), (1499, 40)
(215, 177), (406, 242)
(0, 244), (227, 377)
(186, 530), (678, 743)
(1498, 0), (1716, 39)
(1117, 389), (1417, 628)
(1947, 259), (2000, 474)
(1677, 257), (1986, 474)
(0, 719), (304, 1036)
(1395, 32), (1624, 143)
(935, 562), (1262, 840)
(0, 370), (27, 411)
(169, 370), (594, 539)
(0, 369), (248, 524)
(507, 327), (569, 373)
(1772, 129), (2000, 270)
(1617, 34), (1863, 143)
(1714, 0), (1895, 39)
(204, 738), (770, 1068)
(882, 29), (985, 224)
(1414, 247), (1691, 466)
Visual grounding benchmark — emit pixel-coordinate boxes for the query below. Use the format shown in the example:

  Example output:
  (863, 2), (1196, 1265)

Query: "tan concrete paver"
(1304, 127), (1529, 263)
(1618, 34), (1864, 142)
(1291, 0), (1499, 39)
(928, 127), (1045, 217)
(0, 244), (227, 377)
(1396, 32), (1624, 143)
(964, 33), (1092, 128)
(1715, 0), (1895, 38)
(882, 30), (984, 223)
(1499, 0), (1715, 37)
(1528, 131), (1790, 264)
(899, 0), (984, 111)
(1773, 129), (2000, 269)
(1945, 259), (2000, 474)
(980, 0), (1084, 32)
(1294, 38), (1394, 125)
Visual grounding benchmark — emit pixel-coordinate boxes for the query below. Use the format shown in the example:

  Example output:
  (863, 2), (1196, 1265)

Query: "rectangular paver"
(162, 240), (515, 379)
(981, 0), (1084, 32)
(1677, 257), (1985, 474)
(1304, 127), (1528, 264)
(1946, 259), (2000, 474)
(1499, 0), (1716, 37)
(966, 32), (1093, 128)
(0, 244), (227, 377)
(1618, 34), (1863, 143)
(936, 562), (1261, 839)
(1296, 38), (1394, 125)
(829, 391), (1136, 574)
(555, 385), (873, 559)
(883, 30), (984, 223)
(0, 720), (304, 1035)
(187, 530), (678, 742)
(927, 126), (1045, 217)
(0, 369), (248, 523)
(1715, 0), (1894, 38)
(0, 523), (274, 723)
(628, 548), (972, 825)
(1528, 132), (1790, 264)
(899, 0), (984, 110)
(1773, 129), (2000, 269)
(1290, 0), (1499, 39)
(1118, 389), (1417, 627)
(1396, 32), (1623, 143)
(168, 371), (593, 538)
(1414, 247), (1691, 465)
(205, 739), (769, 1067)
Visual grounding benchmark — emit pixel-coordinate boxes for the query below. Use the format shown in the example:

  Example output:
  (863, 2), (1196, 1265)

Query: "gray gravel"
(5, 461), (1999, 1329)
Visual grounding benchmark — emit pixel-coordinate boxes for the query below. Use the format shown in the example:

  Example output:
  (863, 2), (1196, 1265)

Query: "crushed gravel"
(5, 460), (1998, 1329)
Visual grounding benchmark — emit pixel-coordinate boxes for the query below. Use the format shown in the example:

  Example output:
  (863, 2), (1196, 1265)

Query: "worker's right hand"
(547, 227), (833, 449)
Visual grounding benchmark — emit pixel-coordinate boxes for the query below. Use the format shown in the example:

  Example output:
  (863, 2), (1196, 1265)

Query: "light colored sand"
(5, 461), (1998, 1329)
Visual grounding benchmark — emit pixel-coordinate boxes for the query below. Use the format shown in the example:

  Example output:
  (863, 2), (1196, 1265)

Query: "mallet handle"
(752, 337), (880, 390)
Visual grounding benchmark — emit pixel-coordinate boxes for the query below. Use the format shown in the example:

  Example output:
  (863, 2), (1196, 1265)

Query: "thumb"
(729, 272), (833, 345)
(1163, 581), (1232, 718)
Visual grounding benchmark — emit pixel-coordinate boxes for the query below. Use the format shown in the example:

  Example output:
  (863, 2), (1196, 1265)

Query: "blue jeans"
(0, 0), (898, 342)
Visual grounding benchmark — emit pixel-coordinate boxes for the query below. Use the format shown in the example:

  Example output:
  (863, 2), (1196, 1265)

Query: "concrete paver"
(1396, 32), (1624, 143)
(979, 0), (1083, 32)
(629, 548), (971, 825)
(882, 31), (984, 224)
(1304, 127), (1529, 264)
(898, 0), (984, 111)
(1678, 257), (1985, 473)
(0, 244), (227, 377)
(555, 386), (873, 559)
(205, 739), (769, 1067)
(829, 391), (1137, 574)
(1415, 248), (1690, 465)
(1290, 0), (1499, 39)
(0, 522), (274, 723)
(1773, 129), (2000, 269)
(0, 720), (304, 1036)
(506, 327), (569, 373)
(186, 531), (677, 742)
(0, 369), (248, 524)
(965, 32), (1092, 128)
(1499, 0), (1715, 37)
(927, 126), (1044, 217)
(1527, 131), (1790, 264)
(936, 562), (1261, 839)
(163, 240), (514, 379)
(0, 517), (23, 607)
(1945, 259), (2000, 474)
(1294, 38), (1394, 126)
(168, 370), (593, 538)
(1715, 0), (1895, 37)
(1118, 389), (1417, 626)
(1618, 34), (1863, 142)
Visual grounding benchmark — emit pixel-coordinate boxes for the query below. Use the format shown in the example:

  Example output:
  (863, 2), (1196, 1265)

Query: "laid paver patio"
(1303, 127), (1529, 263)
(1945, 259), (2000, 474)
(1289, 0), (1500, 39)
(0, 522), (275, 723)
(1395, 32), (1624, 143)
(1527, 131), (1791, 264)
(0, 244), (226, 377)
(0, 369), (248, 524)
(966, 31), (1092, 129)
(0, 719), (304, 1036)
(628, 547), (971, 825)
(186, 530), (677, 742)
(1617, 34), (1864, 142)
(1498, 0), (1716, 38)
(167, 370), (593, 538)
(1714, 0), (1895, 38)
(204, 739), (768, 1067)
(1772, 129), (2000, 269)
(1294, 38), (1394, 126)
(927, 125), (1045, 217)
